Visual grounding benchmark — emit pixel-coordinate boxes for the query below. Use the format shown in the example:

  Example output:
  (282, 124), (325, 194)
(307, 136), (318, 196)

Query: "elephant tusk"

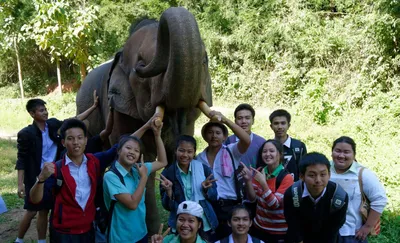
(154, 105), (165, 127)
(197, 101), (221, 122)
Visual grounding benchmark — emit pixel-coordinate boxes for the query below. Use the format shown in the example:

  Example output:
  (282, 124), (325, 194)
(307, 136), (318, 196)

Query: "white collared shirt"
(283, 136), (291, 148)
(65, 154), (91, 210)
(330, 161), (387, 236)
(197, 143), (242, 200)
(215, 234), (265, 243)
(41, 123), (57, 169)
(302, 182), (326, 204)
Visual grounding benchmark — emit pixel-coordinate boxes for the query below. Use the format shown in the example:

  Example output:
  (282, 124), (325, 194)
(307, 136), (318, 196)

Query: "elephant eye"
(203, 53), (208, 65)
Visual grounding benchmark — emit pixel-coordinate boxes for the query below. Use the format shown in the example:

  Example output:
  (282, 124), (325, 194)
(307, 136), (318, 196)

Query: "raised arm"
(150, 121), (167, 173)
(75, 90), (99, 121)
(99, 107), (114, 146)
(209, 110), (250, 154)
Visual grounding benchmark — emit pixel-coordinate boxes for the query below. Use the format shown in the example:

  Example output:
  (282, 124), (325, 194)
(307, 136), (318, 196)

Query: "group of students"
(14, 97), (388, 243)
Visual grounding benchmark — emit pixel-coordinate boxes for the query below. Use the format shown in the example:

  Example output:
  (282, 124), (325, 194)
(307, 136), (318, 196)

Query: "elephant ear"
(108, 61), (139, 119)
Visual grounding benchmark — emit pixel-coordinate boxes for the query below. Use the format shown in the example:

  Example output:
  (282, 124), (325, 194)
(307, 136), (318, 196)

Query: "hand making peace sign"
(151, 223), (171, 243)
(202, 174), (218, 191)
(134, 155), (148, 179)
(156, 174), (173, 198)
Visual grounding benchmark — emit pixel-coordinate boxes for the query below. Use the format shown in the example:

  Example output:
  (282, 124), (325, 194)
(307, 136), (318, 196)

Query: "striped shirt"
(252, 170), (294, 234)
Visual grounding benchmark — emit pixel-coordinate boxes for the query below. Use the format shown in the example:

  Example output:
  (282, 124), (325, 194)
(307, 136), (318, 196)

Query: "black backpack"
(290, 180), (347, 213)
(54, 159), (124, 239)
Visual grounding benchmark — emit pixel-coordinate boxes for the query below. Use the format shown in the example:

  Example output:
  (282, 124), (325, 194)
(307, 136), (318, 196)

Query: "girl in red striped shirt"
(241, 139), (294, 243)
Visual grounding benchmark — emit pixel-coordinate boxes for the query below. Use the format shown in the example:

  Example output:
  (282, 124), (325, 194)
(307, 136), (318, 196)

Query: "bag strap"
(226, 147), (243, 202)
(330, 182), (347, 214)
(358, 167), (368, 204)
(291, 180), (303, 208)
(275, 169), (289, 191)
(55, 159), (64, 195)
(105, 162), (126, 241)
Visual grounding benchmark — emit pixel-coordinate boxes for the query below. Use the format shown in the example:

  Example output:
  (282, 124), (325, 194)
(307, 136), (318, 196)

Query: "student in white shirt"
(330, 136), (387, 243)
(215, 205), (264, 243)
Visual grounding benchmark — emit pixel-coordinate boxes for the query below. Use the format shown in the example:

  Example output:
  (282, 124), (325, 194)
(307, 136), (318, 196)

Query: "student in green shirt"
(151, 201), (208, 243)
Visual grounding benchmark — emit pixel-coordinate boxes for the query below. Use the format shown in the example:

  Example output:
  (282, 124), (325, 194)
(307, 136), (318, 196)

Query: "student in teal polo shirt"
(151, 201), (208, 243)
(103, 116), (168, 243)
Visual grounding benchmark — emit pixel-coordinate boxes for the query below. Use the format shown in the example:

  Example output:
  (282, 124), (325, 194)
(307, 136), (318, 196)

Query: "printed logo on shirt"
(283, 155), (293, 168)
(294, 148), (300, 152)
(284, 155), (292, 162)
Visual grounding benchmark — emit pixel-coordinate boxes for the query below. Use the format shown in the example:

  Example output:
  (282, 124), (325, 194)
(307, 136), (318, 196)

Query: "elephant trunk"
(136, 7), (205, 109)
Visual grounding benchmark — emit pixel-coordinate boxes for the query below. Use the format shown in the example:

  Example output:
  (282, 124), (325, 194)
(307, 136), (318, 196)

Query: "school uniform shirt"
(41, 123), (58, 168)
(65, 154), (91, 210)
(177, 163), (212, 232)
(197, 143), (242, 200)
(330, 161), (387, 236)
(103, 161), (153, 242)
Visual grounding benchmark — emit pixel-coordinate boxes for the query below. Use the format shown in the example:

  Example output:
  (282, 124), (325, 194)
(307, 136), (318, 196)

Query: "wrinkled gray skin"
(76, 7), (212, 235)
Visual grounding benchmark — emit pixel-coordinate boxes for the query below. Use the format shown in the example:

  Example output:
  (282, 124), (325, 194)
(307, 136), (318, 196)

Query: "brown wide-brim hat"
(201, 122), (229, 141)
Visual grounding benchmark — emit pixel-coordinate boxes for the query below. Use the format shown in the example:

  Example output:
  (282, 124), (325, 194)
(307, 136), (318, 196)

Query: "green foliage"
(22, 0), (100, 80)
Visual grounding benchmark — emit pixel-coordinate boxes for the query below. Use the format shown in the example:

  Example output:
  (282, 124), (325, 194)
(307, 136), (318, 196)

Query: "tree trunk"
(80, 63), (87, 82)
(13, 36), (24, 99)
(56, 57), (62, 95)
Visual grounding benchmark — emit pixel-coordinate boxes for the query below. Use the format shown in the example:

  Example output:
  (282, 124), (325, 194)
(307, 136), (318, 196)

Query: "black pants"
(50, 227), (95, 243)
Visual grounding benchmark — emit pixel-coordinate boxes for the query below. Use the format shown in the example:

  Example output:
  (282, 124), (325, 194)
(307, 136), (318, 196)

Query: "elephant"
(76, 7), (213, 235)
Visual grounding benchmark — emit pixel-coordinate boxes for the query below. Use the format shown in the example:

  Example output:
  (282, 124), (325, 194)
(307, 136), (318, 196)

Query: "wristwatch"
(36, 176), (45, 184)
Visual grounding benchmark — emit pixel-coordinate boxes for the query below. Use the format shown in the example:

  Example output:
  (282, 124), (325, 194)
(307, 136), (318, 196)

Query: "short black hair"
(269, 109), (291, 124)
(256, 139), (284, 168)
(26, 99), (46, 113)
(117, 135), (145, 158)
(176, 135), (197, 152)
(234, 103), (255, 119)
(201, 122), (228, 140)
(59, 119), (87, 139)
(332, 136), (356, 155)
(299, 152), (330, 175)
(228, 205), (252, 222)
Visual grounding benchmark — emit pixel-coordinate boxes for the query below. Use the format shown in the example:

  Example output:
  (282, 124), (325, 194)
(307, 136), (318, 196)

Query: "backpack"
(54, 159), (124, 239)
(291, 180), (347, 214)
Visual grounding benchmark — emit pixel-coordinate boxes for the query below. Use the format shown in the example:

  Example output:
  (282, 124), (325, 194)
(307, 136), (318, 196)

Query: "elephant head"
(108, 7), (212, 136)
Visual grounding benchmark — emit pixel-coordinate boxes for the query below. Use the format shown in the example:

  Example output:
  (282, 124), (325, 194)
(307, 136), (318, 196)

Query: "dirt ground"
(0, 208), (41, 243)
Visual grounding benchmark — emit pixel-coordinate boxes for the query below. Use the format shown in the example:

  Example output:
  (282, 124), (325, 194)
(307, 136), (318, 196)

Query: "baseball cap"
(177, 201), (203, 218)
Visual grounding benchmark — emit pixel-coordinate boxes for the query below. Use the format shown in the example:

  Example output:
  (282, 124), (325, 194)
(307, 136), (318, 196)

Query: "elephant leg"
(145, 172), (160, 236)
